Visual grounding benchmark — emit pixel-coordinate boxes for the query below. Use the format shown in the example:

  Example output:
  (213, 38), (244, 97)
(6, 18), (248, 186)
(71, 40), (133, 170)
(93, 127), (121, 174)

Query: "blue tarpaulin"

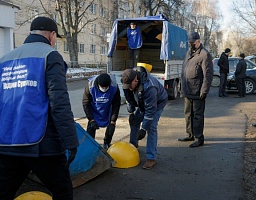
(107, 15), (188, 60)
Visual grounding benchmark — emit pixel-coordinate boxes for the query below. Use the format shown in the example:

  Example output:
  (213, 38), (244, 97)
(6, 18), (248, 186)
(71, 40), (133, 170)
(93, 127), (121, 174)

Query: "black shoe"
(223, 93), (228, 97)
(218, 94), (223, 97)
(178, 137), (195, 142)
(103, 143), (111, 150)
(189, 140), (204, 148)
(234, 95), (241, 98)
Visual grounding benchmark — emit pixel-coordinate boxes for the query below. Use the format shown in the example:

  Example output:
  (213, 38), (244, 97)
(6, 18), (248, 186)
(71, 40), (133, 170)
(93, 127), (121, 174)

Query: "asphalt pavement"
(17, 87), (256, 200)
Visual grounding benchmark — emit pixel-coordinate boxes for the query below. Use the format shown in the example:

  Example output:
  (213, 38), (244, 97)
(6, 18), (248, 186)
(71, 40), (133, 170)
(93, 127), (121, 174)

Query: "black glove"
(66, 148), (77, 168)
(137, 129), (146, 140)
(199, 93), (207, 99)
(129, 113), (136, 126)
(89, 121), (99, 130)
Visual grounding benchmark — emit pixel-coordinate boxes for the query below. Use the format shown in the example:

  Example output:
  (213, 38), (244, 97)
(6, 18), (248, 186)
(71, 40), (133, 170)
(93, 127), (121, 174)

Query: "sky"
(219, 0), (233, 30)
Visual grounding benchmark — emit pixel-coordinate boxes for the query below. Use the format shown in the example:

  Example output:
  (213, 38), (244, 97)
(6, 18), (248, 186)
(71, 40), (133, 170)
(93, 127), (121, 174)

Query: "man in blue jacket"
(0, 17), (79, 200)
(82, 73), (121, 150)
(121, 68), (168, 170)
(127, 22), (143, 69)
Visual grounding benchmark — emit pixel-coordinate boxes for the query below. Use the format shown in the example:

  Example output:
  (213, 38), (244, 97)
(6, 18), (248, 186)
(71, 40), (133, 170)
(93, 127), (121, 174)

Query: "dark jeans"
(219, 73), (227, 95)
(235, 78), (245, 97)
(0, 154), (73, 200)
(184, 97), (205, 141)
(128, 48), (140, 69)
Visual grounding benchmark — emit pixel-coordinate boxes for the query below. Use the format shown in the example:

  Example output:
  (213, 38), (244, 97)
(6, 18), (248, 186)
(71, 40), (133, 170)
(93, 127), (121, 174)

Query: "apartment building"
(2, 0), (144, 67)
(0, 0), (19, 57)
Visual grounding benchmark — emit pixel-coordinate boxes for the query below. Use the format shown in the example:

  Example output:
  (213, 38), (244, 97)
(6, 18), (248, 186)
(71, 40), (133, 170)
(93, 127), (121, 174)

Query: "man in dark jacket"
(121, 67), (168, 170)
(178, 32), (213, 148)
(218, 48), (231, 97)
(235, 53), (247, 98)
(0, 17), (79, 200)
(82, 73), (121, 150)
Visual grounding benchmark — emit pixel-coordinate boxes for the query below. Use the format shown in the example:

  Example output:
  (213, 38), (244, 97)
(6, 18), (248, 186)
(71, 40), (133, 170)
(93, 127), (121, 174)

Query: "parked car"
(245, 55), (256, 63)
(211, 57), (256, 88)
(227, 68), (256, 94)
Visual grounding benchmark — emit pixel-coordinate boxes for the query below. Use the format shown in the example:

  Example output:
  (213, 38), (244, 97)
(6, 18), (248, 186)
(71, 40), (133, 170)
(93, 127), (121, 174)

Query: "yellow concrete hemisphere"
(107, 141), (140, 168)
(15, 191), (52, 200)
(137, 62), (153, 72)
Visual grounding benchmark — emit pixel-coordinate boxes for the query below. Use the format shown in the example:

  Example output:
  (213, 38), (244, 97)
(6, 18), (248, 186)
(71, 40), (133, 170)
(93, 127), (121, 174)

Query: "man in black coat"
(0, 17), (78, 200)
(235, 53), (247, 98)
(218, 48), (231, 97)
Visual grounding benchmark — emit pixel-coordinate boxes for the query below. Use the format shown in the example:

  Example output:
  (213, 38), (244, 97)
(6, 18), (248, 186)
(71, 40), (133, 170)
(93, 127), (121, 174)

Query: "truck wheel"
(168, 80), (178, 100)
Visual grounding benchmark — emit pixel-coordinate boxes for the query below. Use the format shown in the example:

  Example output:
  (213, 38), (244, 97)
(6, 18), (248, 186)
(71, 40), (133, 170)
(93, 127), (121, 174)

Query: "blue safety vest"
(127, 26), (143, 49)
(88, 76), (117, 127)
(0, 42), (54, 146)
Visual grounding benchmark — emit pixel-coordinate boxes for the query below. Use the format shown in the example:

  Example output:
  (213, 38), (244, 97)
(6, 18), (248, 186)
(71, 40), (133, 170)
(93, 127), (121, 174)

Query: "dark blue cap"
(188, 32), (200, 42)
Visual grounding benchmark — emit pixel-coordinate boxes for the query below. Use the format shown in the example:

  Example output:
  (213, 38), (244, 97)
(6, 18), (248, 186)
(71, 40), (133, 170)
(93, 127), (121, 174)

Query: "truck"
(107, 14), (188, 101)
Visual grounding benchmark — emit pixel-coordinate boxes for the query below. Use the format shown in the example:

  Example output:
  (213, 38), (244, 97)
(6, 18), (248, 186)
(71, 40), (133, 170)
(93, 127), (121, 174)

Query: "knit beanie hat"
(97, 73), (111, 87)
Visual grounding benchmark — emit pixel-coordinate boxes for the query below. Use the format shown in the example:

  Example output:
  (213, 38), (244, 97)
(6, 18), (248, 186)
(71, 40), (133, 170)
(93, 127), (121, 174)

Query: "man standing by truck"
(218, 48), (231, 97)
(178, 32), (213, 148)
(127, 22), (143, 69)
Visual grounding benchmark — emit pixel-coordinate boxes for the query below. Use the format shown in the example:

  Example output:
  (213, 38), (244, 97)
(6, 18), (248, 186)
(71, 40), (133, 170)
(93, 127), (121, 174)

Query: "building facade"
(3, 0), (143, 67)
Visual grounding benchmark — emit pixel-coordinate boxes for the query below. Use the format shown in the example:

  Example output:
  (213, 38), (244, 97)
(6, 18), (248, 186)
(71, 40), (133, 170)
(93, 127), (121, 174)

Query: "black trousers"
(219, 72), (227, 95)
(235, 78), (245, 97)
(87, 124), (113, 144)
(0, 154), (73, 200)
(184, 97), (205, 141)
(128, 48), (140, 69)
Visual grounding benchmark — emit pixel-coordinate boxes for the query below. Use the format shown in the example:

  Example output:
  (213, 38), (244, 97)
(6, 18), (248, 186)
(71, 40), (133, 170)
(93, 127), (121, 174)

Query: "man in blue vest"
(0, 17), (79, 199)
(127, 22), (143, 69)
(82, 73), (121, 150)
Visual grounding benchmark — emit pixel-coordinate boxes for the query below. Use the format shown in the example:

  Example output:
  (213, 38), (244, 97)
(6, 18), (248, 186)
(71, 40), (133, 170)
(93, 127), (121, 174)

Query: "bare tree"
(232, 0), (256, 34)
(184, 0), (221, 48)
(38, 0), (98, 67)
(142, 0), (184, 21)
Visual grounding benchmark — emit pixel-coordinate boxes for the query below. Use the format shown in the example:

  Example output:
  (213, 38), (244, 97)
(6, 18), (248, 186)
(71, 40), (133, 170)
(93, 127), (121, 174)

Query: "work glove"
(137, 129), (146, 140)
(89, 120), (99, 130)
(129, 113), (136, 126)
(66, 148), (77, 168)
(199, 93), (207, 99)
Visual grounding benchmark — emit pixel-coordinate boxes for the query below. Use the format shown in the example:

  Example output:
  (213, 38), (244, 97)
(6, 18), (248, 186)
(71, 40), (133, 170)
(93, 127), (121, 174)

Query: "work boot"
(103, 143), (111, 150)
(143, 160), (156, 170)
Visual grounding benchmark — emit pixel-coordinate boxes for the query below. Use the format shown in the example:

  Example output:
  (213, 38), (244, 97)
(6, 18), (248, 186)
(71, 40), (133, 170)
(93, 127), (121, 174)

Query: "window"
(64, 41), (69, 52)
(90, 44), (96, 54)
(100, 45), (106, 55)
(99, 7), (105, 17)
(89, 4), (96, 14)
(78, 43), (85, 54)
(90, 24), (96, 34)
(100, 26), (106, 36)
(29, 9), (39, 22)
